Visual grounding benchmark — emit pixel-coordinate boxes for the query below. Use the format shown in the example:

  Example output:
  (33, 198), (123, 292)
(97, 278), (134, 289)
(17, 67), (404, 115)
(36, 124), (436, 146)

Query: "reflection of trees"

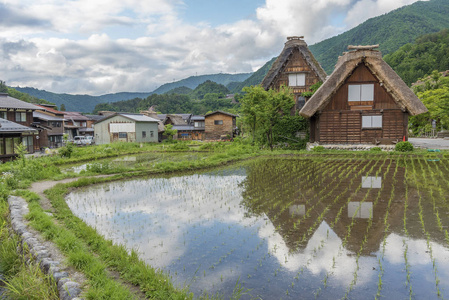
(239, 157), (436, 256)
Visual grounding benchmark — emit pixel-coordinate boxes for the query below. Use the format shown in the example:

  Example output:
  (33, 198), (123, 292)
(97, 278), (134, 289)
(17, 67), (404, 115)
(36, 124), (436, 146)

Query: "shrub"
(312, 145), (325, 152)
(370, 147), (382, 152)
(395, 141), (414, 152)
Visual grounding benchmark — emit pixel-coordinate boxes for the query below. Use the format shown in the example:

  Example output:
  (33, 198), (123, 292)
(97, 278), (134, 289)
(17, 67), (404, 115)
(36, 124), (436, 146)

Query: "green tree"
(240, 86), (295, 149)
(410, 71), (449, 134)
(0, 81), (8, 93)
(163, 124), (177, 140)
(60, 104), (66, 111)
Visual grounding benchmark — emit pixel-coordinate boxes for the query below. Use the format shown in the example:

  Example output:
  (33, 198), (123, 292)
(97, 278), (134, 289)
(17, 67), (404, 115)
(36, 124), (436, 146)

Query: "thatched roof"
(164, 114), (186, 125)
(300, 48), (428, 118)
(261, 36), (327, 90)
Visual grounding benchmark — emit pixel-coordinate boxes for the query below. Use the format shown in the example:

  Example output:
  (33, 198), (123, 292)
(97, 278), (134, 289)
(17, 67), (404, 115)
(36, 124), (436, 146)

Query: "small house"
(63, 111), (90, 140)
(204, 111), (238, 140)
(299, 45), (428, 145)
(34, 105), (65, 148)
(0, 93), (40, 154)
(94, 113), (159, 145)
(261, 36), (327, 110)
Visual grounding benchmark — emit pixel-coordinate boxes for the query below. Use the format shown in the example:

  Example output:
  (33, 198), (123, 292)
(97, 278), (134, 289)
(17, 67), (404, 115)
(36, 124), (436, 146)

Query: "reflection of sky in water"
(66, 165), (449, 299)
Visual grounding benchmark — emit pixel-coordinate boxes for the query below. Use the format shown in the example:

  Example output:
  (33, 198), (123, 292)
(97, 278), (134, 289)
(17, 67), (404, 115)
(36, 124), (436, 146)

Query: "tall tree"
(60, 103), (66, 111)
(240, 86), (295, 149)
(0, 81), (8, 93)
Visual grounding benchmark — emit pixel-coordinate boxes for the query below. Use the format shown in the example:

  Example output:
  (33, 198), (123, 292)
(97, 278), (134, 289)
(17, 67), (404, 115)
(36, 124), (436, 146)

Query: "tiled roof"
(0, 117), (38, 133)
(0, 93), (41, 110)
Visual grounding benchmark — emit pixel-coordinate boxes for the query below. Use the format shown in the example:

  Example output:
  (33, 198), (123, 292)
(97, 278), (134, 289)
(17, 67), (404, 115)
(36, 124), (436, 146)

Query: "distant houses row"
(0, 92), (238, 161)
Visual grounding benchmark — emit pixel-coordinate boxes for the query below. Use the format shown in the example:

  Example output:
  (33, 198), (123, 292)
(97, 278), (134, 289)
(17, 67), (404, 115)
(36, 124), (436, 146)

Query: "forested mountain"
(309, 0), (449, 74)
(93, 80), (237, 115)
(13, 87), (152, 113)
(189, 81), (230, 99)
(384, 29), (449, 86)
(164, 86), (192, 95)
(0, 82), (54, 106)
(230, 57), (277, 93)
(152, 73), (251, 94)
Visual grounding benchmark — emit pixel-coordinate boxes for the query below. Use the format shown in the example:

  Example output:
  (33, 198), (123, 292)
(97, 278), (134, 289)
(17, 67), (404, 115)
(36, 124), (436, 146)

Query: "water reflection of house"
(240, 158), (413, 256)
(300, 45), (428, 145)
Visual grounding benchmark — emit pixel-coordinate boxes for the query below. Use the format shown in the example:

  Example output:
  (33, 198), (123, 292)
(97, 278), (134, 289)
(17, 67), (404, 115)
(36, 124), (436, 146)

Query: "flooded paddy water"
(66, 156), (449, 299)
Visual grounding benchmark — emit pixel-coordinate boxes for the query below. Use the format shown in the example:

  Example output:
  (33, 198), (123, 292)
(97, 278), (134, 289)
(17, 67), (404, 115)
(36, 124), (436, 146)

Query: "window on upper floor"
(0, 111), (7, 119)
(214, 120), (223, 125)
(194, 121), (205, 128)
(348, 84), (374, 102)
(288, 73), (306, 87)
(15, 112), (26, 122)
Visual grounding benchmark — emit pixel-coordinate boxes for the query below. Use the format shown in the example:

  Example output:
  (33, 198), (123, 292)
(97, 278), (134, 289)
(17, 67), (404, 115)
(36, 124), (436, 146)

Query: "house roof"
(172, 125), (204, 131)
(63, 111), (89, 121)
(0, 93), (41, 110)
(300, 47), (428, 118)
(0, 117), (37, 133)
(95, 113), (159, 124)
(261, 36), (327, 90)
(204, 110), (238, 118)
(33, 111), (64, 121)
(36, 105), (64, 115)
(164, 114), (186, 125)
(191, 115), (205, 121)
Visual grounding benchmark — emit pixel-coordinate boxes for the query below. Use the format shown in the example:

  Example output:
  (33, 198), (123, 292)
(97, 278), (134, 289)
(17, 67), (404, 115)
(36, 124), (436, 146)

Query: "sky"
(0, 0), (426, 95)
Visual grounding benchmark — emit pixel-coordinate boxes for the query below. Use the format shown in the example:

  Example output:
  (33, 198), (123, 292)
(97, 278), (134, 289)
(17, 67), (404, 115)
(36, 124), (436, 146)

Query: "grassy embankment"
(0, 140), (444, 299)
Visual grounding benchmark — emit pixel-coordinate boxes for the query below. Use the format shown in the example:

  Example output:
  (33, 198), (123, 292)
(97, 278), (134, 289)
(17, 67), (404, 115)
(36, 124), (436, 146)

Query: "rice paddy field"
(65, 155), (449, 299)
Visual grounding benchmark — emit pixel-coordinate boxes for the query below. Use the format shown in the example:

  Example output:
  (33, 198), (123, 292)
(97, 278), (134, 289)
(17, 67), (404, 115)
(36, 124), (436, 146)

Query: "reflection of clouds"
(257, 221), (373, 286)
(66, 172), (251, 268)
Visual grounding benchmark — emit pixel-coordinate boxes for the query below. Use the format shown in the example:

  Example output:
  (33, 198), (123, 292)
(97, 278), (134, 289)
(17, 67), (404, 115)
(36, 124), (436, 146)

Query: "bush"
(395, 141), (414, 152)
(312, 145), (325, 152)
(370, 147), (382, 152)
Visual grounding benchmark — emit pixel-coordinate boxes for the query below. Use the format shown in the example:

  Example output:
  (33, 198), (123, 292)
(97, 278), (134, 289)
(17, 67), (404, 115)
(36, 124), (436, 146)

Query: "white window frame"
(348, 84), (374, 102)
(288, 73), (306, 87)
(362, 115), (382, 128)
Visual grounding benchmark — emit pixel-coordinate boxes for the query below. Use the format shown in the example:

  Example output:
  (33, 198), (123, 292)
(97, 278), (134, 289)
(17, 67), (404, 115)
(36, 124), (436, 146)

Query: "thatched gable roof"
(300, 47), (428, 118)
(261, 36), (327, 90)
(164, 114), (186, 126)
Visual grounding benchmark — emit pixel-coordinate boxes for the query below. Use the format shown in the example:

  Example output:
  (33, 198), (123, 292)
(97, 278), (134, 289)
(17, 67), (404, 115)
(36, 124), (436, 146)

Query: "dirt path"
(28, 175), (147, 299)
(30, 178), (79, 211)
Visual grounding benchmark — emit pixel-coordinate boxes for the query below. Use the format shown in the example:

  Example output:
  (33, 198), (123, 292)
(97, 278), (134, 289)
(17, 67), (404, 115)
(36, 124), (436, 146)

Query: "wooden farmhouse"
(261, 36), (327, 110)
(204, 111), (238, 140)
(300, 45), (428, 145)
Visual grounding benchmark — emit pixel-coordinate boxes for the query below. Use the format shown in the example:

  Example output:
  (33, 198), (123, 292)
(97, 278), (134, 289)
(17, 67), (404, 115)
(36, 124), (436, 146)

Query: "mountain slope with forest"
(309, 0), (449, 74)
(384, 29), (449, 86)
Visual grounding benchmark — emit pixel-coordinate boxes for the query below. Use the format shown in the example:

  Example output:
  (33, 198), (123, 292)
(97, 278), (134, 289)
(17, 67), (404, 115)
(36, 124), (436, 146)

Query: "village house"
(0, 93), (39, 157)
(204, 111), (238, 140)
(93, 113), (159, 145)
(261, 36), (327, 111)
(33, 104), (65, 148)
(163, 114), (205, 141)
(63, 111), (91, 140)
(299, 45), (428, 145)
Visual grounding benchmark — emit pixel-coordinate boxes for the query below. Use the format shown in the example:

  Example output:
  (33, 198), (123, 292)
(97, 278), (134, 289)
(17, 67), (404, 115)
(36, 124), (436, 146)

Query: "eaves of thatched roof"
(300, 48), (428, 118)
(261, 37), (327, 90)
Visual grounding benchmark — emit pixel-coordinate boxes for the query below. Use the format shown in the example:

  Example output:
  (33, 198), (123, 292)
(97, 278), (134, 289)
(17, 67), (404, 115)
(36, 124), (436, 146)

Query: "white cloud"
(0, 0), (426, 95)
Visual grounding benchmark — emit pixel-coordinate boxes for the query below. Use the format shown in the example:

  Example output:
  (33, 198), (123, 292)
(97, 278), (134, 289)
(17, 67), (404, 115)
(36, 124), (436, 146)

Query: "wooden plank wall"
(317, 64), (407, 144)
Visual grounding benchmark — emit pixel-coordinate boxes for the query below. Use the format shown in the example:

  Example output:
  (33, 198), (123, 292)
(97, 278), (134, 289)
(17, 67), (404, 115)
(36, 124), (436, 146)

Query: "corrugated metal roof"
(191, 115), (205, 121)
(120, 113), (159, 122)
(33, 111), (64, 121)
(0, 117), (38, 133)
(172, 125), (204, 131)
(0, 93), (41, 110)
(63, 111), (89, 121)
